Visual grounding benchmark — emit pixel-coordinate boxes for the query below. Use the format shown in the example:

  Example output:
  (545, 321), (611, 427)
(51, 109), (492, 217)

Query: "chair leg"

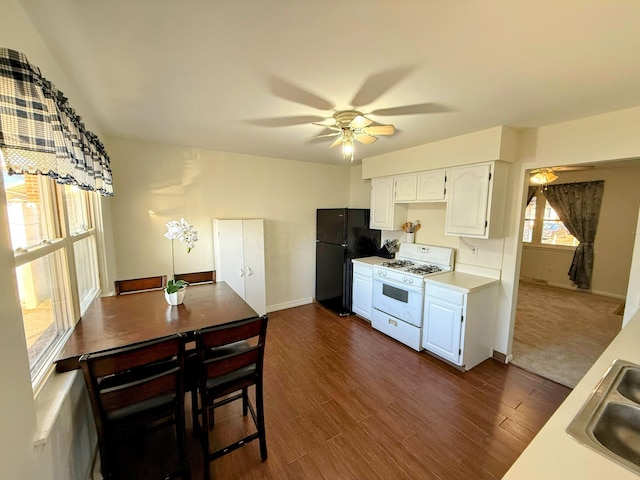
(191, 388), (199, 437)
(242, 387), (249, 416)
(201, 392), (211, 480)
(176, 407), (191, 480)
(256, 381), (267, 461)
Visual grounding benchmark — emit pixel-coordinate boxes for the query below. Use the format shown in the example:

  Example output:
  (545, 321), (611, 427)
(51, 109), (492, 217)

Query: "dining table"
(55, 281), (258, 373)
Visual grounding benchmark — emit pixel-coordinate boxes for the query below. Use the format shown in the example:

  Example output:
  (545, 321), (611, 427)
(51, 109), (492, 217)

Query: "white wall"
(105, 137), (360, 311)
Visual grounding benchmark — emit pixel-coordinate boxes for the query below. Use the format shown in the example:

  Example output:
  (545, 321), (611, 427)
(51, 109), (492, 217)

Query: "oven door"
(372, 278), (424, 327)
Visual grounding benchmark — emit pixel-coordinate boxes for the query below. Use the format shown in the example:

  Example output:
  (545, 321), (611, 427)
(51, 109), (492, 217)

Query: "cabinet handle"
(239, 267), (245, 277)
(246, 267), (253, 276)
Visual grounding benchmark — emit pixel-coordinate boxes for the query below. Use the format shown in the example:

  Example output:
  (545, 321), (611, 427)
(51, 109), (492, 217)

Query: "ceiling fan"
(307, 110), (395, 162)
(529, 165), (594, 187)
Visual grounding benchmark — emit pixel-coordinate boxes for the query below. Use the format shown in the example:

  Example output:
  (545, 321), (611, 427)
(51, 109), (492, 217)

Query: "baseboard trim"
(519, 277), (625, 300)
(267, 297), (313, 313)
(493, 350), (512, 364)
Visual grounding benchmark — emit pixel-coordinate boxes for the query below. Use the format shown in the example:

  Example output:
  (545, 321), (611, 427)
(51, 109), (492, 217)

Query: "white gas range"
(371, 243), (454, 350)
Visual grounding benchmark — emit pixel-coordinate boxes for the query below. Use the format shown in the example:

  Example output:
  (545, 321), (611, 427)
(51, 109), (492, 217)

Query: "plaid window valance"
(0, 48), (113, 196)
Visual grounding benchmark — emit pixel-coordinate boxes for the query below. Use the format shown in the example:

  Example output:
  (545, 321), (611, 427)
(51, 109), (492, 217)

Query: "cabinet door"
(214, 219), (246, 298)
(417, 169), (446, 201)
(242, 219), (266, 316)
(370, 177), (395, 229)
(445, 163), (491, 237)
(423, 296), (464, 365)
(352, 273), (373, 320)
(394, 174), (417, 202)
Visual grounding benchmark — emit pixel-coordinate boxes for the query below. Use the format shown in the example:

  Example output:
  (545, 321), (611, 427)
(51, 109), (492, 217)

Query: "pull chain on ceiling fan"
(308, 110), (395, 162)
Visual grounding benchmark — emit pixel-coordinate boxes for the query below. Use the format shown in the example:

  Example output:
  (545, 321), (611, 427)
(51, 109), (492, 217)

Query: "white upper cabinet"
(370, 176), (408, 230)
(445, 161), (508, 239)
(394, 174), (418, 202)
(417, 169), (446, 202)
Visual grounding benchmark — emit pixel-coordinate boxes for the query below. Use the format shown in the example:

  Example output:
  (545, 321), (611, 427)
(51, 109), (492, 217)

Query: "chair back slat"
(204, 347), (259, 378)
(199, 316), (265, 349)
(101, 369), (179, 411)
(89, 336), (181, 377)
(114, 275), (167, 295)
(174, 270), (215, 285)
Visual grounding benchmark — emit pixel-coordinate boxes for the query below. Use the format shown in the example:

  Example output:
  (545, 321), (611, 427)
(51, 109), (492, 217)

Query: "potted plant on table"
(164, 218), (198, 305)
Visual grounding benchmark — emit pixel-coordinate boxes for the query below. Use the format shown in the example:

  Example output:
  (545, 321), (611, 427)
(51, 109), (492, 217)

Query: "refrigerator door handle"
(341, 243), (348, 248)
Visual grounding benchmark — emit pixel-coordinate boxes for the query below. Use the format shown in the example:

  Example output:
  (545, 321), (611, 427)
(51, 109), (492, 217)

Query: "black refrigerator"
(315, 208), (381, 315)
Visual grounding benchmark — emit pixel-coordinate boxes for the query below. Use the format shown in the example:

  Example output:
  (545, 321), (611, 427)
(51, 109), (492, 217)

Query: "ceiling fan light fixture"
(341, 129), (354, 161)
(530, 169), (558, 185)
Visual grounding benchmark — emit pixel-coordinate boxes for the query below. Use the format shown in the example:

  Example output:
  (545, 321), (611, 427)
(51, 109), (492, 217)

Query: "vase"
(165, 287), (186, 306)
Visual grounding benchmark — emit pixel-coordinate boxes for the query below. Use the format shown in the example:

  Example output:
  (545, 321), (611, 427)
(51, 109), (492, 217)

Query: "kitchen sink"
(567, 359), (640, 475)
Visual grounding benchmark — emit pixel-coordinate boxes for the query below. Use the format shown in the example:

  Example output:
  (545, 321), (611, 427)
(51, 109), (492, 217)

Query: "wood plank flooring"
(109, 303), (571, 480)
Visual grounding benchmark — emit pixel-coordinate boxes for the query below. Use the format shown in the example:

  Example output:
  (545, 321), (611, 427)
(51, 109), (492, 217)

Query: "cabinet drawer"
(353, 262), (373, 276)
(371, 309), (422, 351)
(424, 284), (465, 305)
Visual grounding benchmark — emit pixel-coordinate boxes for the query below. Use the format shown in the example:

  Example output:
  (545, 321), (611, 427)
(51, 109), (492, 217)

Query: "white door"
(352, 273), (373, 319)
(214, 219), (246, 299)
(394, 174), (417, 202)
(242, 219), (266, 316)
(423, 296), (463, 365)
(417, 169), (446, 201)
(370, 177), (395, 229)
(445, 163), (491, 237)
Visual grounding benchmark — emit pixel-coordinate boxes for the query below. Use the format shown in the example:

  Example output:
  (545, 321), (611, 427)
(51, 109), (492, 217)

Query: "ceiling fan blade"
(305, 132), (341, 140)
(247, 115), (327, 127)
(363, 125), (395, 136)
(350, 115), (373, 129)
(329, 137), (344, 148)
(370, 103), (447, 116)
(355, 134), (378, 145)
(350, 66), (415, 107)
(312, 122), (340, 131)
(267, 75), (334, 110)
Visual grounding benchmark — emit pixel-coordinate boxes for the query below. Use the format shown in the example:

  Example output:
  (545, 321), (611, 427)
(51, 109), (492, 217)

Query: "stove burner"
(407, 265), (442, 275)
(381, 259), (414, 268)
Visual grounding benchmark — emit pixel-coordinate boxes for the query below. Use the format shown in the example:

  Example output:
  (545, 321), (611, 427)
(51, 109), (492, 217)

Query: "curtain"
(0, 48), (113, 196)
(526, 186), (538, 206)
(543, 181), (604, 289)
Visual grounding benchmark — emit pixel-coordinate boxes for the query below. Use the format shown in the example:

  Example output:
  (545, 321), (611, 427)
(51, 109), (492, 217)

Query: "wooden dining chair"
(79, 334), (190, 480)
(190, 316), (268, 480)
(114, 275), (167, 295)
(174, 270), (215, 285)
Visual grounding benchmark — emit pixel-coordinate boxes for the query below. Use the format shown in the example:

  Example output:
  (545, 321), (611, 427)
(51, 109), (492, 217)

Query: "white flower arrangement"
(164, 218), (198, 293)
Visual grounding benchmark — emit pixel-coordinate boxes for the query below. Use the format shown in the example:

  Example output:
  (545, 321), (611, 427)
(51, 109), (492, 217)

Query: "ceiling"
(17, 0), (640, 166)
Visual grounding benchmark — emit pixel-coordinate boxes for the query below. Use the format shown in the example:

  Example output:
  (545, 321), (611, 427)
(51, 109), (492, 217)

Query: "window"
(523, 190), (579, 247)
(3, 161), (101, 387)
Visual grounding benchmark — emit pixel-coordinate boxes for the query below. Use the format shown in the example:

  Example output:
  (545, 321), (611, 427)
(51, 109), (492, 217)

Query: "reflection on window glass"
(16, 252), (71, 376)
(74, 236), (99, 312)
(3, 172), (52, 249)
(541, 205), (579, 246)
(65, 185), (91, 234)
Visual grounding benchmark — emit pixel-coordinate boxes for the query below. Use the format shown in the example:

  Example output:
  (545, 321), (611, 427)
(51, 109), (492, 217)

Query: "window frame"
(523, 189), (579, 251)
(4, 166), (103, 389)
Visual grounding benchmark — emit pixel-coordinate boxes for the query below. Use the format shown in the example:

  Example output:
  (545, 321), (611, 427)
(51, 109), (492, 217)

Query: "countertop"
(502, 310), (640, 479)
(352, 256), (388, 266)
(424, 271), (500, 293)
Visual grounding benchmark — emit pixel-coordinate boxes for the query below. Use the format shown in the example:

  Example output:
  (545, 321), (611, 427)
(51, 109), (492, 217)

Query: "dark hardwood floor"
(110, 303), (571, 480)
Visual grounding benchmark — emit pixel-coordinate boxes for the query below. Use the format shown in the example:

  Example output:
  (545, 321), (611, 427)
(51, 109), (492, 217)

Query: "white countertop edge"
(424, 271), (500, 293)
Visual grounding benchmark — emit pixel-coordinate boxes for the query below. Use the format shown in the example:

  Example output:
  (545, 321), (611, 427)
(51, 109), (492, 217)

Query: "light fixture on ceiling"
(309, 110), (395, 162)
(530, 168), (558, 187)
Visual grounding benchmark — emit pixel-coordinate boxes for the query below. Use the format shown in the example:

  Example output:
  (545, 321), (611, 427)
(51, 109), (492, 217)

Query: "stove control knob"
(407, 277), (413, 284)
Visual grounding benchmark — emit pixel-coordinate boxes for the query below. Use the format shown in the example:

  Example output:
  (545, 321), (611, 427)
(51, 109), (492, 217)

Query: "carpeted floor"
(511, 280), (623, 389)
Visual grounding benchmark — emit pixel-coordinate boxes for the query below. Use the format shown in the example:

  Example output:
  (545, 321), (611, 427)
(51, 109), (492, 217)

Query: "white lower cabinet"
(422, 275), (498, 370)
(351, 261), (373, 320)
